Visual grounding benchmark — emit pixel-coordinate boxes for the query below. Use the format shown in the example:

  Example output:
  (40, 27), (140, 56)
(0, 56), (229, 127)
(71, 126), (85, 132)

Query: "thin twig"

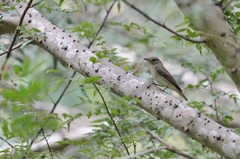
(1, 0), (34, 72)
(92, 82), (130, 155)
(206, 75), (219, 122)
(28, 71), (77, 150)
(120, 147), (166, 159)
(222, 0), (233, 11)
(88, 0), (117, 47)
(122, 0), (204, 44)
(31, 0), (43, 7)
(0, 136), (14, 155)
(87, 1), (130, 155)
(50, 71), (77, 114)
(146, 129), (196, 159)
(41, 128), (53, 159)
(0, 41), (26, 56)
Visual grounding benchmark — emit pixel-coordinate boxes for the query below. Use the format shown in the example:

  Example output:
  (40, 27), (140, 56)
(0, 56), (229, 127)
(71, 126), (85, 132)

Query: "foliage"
(0, 0), (239, 158)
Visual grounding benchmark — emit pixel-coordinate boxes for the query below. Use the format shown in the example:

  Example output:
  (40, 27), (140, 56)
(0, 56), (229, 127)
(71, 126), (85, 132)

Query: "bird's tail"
(176, 90), (188, 101)
(179, 92), (188, 101)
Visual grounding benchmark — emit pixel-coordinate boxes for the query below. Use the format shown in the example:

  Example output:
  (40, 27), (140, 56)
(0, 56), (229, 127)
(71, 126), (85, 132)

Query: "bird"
(144, 57), (188, 101)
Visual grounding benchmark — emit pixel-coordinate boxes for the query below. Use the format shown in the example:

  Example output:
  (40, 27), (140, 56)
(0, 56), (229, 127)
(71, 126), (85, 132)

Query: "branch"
(146, 129), (196, 159)
(27, 71), (77, 153)
(1, 0), (34, 73)
(41, 128), (53, 159)
(0, 40), (26, 56)
(205, 75), (219, 123)
(122, 0), (204, 44)
(1, 1), (240, 158)
(0, 136), (14, 155)
(173, 0), (240, 93)
(120, 147), (166, 159)
(92, 82), (130, 155)
(222, 0), (233, 11)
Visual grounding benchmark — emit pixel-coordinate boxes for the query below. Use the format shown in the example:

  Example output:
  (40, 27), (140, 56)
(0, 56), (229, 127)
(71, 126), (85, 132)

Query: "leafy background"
(0, 0), (239, 158)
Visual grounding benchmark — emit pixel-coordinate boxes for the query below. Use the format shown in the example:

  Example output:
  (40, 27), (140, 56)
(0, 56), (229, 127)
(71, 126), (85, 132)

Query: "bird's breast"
(151, 67), (172, 88)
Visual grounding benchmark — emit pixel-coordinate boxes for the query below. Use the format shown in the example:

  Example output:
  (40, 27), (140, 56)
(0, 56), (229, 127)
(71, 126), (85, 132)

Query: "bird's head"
(144, 57), (162, 65)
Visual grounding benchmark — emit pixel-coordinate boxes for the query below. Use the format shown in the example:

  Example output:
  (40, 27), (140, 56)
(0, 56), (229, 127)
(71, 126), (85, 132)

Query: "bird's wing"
(155, 65), (182, 92)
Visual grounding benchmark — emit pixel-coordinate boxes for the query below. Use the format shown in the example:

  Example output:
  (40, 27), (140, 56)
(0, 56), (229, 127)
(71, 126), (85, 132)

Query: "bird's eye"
(152, 59), (155, 61)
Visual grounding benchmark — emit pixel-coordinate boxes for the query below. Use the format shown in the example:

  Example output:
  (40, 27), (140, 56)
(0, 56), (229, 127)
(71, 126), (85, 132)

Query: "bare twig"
(92, 82), (130, 155)
(88, 0), (117, 61)
(41, 128), (53, 159)
(32, 0), (43, 7)
(122, 0), (205, 44)
(146, 129), (196, 159)
(222, 0), (233, 11)
(27, 71), (77, 151)
(206, 75), (219, 122)
(120, 147), (166, 159)
(49, 71), (77, 114)
(0, 41), (26, 56)
(88, 5), (131, 156)
(0, 136), (14, 155)
(1, 0), (34, 73)
(88, 0), (116, 47)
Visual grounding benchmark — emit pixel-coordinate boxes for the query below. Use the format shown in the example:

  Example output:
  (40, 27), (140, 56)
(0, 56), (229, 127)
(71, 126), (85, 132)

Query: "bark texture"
(0, 0), (240, 158)
(174, 0), (240, 92)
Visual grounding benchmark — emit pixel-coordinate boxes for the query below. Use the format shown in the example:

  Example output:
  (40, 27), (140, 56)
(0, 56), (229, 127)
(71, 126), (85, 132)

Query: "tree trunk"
(174, 0), (240, 92)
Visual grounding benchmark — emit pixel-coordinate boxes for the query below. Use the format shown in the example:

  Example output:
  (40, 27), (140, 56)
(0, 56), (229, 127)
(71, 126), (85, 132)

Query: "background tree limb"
(0, 0), (239, 158)
(174, 0), (240, 92)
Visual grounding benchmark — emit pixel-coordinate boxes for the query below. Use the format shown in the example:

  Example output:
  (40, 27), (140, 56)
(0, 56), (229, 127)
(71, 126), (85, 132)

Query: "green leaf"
(1, 72), (9, 80)
(20, 39), (33, 49)
(59, 0), (64, 6)
(186, 84), (194, 89)
(130, 22), (140, 29)
(117, 2), (121, 12)
(30, 28), (41, 33)
(87, 111), (92, 118)
(195, 44), (202, 53)
(46, 69), (61, 73)
(176, 28), (186, 32)
(111, 108), (119, 116)
(83, 76), (102, 84)
(124, 25), (130, 31)
(234, 4), (240, 8)
(90, 56), (99, 63)
(222, 115), (233, 123)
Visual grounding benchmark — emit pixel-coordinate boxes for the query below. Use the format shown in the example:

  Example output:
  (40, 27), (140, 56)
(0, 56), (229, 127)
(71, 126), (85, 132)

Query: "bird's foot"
(151, 82), (163, 87)
(151, 82), (167, 92)
(162, 86), (168, 91)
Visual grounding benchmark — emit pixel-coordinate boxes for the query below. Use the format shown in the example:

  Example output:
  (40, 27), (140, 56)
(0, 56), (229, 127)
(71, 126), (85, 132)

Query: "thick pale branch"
(173, 0), (240, 92)
(0, 1), (240, 158)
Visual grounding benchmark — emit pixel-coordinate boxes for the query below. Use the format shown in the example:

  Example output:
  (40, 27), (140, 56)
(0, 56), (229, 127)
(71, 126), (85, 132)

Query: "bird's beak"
(144, 58), (149, 61)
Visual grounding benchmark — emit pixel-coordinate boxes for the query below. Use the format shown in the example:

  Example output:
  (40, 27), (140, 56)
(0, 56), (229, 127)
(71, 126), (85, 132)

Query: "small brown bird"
(144, 57), (188, 101)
